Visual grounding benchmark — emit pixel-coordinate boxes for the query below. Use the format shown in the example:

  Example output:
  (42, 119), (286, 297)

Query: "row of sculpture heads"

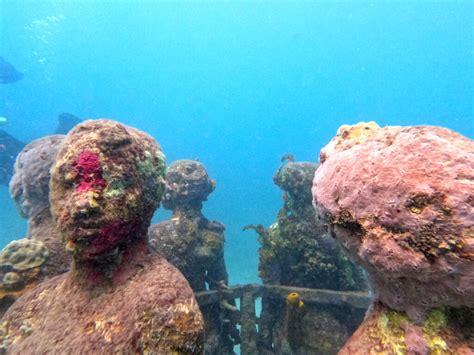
(9, 119), (216, 261)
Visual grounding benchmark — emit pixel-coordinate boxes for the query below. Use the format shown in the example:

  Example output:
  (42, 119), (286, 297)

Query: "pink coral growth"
(72, 151), (107, 192)
(84, 222), (128, 255)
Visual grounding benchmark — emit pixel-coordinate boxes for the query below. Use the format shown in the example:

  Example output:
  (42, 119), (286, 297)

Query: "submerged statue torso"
(0, 120), (204, 353)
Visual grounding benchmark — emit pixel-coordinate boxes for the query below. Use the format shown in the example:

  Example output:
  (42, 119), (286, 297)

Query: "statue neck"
(28, 208), (55, 239)
(68, 237), (150, 293)
(172, 205), (203, 219)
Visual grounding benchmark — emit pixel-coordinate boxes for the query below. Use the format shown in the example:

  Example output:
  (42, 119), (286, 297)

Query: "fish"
(0, 57), (23, 84)
(55, 112), (82, 134)
(0, 130), (25, 185)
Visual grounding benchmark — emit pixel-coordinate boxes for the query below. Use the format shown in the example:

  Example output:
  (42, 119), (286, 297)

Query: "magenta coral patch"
(85, 222), (128, 255)
(72, 151), (107, 192)
(100, 222), (125, 243)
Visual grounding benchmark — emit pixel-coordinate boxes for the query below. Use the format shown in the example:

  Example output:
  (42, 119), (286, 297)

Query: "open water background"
(0, 1), (472, 284)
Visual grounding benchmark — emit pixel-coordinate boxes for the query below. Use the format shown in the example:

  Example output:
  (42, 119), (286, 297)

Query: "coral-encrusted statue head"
(50, 120), (165, 260)
(9, 135), (64, 219)
(161, 160), (215, 211)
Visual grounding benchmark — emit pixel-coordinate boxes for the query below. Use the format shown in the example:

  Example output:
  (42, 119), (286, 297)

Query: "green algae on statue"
(0, 120), (204, 353)
(148, 159), (239, 354)
(245, 156), (367, 355)
(313, 122), (474, 354)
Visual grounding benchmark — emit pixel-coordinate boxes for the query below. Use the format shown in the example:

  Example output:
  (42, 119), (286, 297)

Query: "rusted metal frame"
(240, 290), (258, 354)
(195, 284), (371, 309)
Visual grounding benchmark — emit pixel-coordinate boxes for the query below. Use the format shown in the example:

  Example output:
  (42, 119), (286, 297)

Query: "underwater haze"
(0, 0), (472, 284)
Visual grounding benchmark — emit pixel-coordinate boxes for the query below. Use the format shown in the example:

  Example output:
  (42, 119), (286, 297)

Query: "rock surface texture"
(1, 120), (204, 353)
(312, 122), (474, 354)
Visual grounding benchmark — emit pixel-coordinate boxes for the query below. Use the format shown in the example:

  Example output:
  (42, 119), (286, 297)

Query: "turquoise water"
(0, 1), (472, 285)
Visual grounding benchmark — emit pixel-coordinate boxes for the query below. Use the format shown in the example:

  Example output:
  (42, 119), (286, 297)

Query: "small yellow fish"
(286, 292), (304, 309)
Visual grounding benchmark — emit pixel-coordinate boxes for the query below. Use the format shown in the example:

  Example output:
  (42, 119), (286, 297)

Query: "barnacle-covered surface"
(313, 122), (474, 353)
(149, 160), (225, 292)
(150, 214), (226, 292)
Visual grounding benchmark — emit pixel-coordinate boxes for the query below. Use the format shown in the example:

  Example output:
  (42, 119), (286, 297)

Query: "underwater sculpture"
(0, 135), (71, 316)
(0, 112), (82, 187)
(245, 157), (367, 355)
(0, 120), (204, 353)
(312, 122), (474, 354)
(148, 159), (239, 354)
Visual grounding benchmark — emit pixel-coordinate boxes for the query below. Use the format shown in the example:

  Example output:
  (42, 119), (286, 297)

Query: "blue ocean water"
(0, 1), (472, 285)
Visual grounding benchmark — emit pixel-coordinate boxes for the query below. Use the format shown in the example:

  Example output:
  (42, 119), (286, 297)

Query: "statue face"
(162, 160), (215, 209)
(50, 120), (165, 260)
(9, 136), (64, 219)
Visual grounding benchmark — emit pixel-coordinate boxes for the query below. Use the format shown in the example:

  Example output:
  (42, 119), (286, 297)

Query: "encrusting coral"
(0, 239), (49, 272)
(0, 239), (49, 302)
(312, 122), (474, 354)
(0, 119), (204, 353)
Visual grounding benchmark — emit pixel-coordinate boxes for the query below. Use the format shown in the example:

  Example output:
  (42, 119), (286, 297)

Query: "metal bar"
(239, 291), (258, 354)
(195, 284), (371, 309)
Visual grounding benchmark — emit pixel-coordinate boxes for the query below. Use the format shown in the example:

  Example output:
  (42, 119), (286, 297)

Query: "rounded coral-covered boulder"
(312, 122), (474, 321)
